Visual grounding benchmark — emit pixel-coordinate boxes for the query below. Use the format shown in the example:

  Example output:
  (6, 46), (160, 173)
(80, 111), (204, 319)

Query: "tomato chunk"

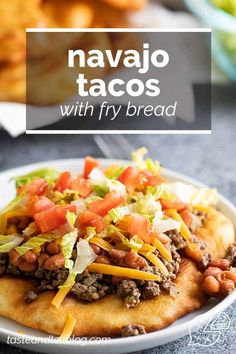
(83, 156), (99, 178)
(88, 191), (125, 216)
(160, 198), (187, 212)
(118, 166), (139, 193)
(126, 213), (150, 243)
(180, 209), (193, 227)
(77, 211), (104, 233)
(55, 172), (72, 192)
(139, 170), (164, 187)
(71, 177), (92, 198)
(22, 178), (48, 196)
(30, 196), (55, 216)
(34, 204), (76, 233)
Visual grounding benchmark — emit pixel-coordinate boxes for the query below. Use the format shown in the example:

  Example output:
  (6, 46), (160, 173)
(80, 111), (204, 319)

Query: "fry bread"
(0, 208), (234, 337)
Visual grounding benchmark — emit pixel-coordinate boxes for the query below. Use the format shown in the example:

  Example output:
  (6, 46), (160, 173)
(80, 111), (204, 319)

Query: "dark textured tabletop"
(0, 85), (235, 354)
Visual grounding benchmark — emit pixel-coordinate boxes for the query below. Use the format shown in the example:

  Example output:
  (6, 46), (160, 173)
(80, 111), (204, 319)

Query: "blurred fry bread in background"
(0, 0), (147, 104)
(101, 0), (147, 10)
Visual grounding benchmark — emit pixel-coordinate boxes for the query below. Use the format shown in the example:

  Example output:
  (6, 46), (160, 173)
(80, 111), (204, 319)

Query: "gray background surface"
(0, 85), (235, 353)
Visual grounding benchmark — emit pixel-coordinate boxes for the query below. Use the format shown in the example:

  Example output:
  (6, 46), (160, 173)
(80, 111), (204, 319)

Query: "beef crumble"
(226, 244), (236, 266)
(117, 280), (141, 308)
(24, 291), (39, 303)
(121, 324), (146, 337)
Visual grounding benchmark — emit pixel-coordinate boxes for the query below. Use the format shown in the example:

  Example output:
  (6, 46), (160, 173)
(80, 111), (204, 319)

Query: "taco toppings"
(0, 148), (235, 338)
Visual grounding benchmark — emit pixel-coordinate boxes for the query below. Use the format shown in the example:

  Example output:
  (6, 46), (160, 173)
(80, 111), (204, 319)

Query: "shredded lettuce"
(107, 179), (126, 196)
(84, 226), (97, 240)
(91, 170), (126, 198)
(16, 235), (53, 256)
(106, 166), (124, 179)
(89, 168), (106, 186)
(52, 190), (79, 205)
(0, 235), (23, 253)
(93, 184), (109, 197)
(134, 194), (162, 215)
(0, 193), (25, 215)
(153, 216), (181, 234)
(61, 230), (78, 269)
(109, 205), (134, 223)
(66, 211), (77, 229)
(132, 147), (160, 174)
(163, 182), (218, 207)
(72, 239), (96, 274)
(12, 168), (59, 189)
(108, 225), (143, 252)
(59, 239), (96, 289)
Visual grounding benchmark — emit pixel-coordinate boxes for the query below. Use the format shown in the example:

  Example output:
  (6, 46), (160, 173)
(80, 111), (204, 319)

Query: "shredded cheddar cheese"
(165, 209), (191, 241)
(89, 237), (113, 252)
(152, 238), (173, 262)
(59, 313), (76, 341)
(87, 263), (161, 281)
(139, 250), (169, 277)
(52, 280), (75, 309)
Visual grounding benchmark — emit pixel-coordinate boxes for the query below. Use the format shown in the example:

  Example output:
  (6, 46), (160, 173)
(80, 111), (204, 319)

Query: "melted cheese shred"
(139, 250), (169, 277)
(87, 263), (161, 281)
(59, 313), (76, 341)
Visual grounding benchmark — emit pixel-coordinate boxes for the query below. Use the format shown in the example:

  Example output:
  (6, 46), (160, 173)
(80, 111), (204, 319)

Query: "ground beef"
(158, 247), (181, 280)
(121, 324), (146, 337)
(117, 280), (141, 308)
(36, 268), (69, 291)
(72, 282), (110, 302)
(140, 281), (160, 299)
(71, 272), (112, 302)
(24, 291), (39, 303)
(7, 264), (21, 275)
(0, 254), (8, 276)
(197, 251), (211, 270)
(160, 279), (173, 291)
(226, 244), (236, 266)
(167, 230), (186, 250)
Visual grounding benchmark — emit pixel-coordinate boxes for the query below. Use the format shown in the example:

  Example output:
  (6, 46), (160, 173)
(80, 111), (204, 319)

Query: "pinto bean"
(203, 266), (222, 278)
(203, 276), (220, 293)
(90, 244), (101, 255)
(209, 259), (230, 270)
(46, 241), (60, 255)
(95, 255), (111, 265)
(110, 249), (126, 264)
(9, 249), (20, 265)
(43, 254), (64, 270)
(124, 250), (147, 270)
(220, 279), (235, 295)
(18, 260), (37, 272)
(22, 251), (37, 264)
(216, 271), (236, 285)
(38, 253), (50, 268)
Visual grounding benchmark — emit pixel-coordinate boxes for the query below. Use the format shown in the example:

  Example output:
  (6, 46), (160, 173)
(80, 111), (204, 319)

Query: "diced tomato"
(83, 156), (99, 178)
(71, 177), (92, 198)
(88, 191), (125, 216)
(23, 178), (48, 196)
(139, 170), (164, 188)
(118, 166), (139, 193)
(55, 172), (72, 192)
(77, 211), (104, 233)
(160, 198), (187, 212)
(180, 209), (193, 227)
(30, 196), (55, 216)
(127, 213), (150, 243)
(34, 204), (76, 233)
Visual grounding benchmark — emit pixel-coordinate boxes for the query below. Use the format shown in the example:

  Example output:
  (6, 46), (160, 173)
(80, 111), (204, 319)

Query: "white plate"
(0, 158), (235, 354)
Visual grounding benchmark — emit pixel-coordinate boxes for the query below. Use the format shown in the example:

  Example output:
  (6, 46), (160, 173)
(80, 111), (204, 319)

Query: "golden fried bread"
(0, 209), (234, 336)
